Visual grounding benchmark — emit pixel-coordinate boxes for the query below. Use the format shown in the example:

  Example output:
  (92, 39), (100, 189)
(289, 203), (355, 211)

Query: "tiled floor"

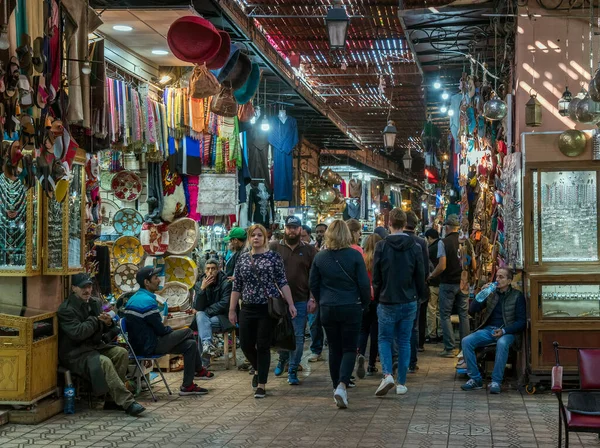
(1, 344), (599, 447)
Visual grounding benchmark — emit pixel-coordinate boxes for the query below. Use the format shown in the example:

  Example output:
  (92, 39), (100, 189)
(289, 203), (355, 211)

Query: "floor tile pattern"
(1, 343), (600, 447)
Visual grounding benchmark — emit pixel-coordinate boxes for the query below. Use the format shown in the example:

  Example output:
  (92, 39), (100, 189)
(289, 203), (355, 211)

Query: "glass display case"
(540, 284), (600, 318)
(0, 180), (42, 276)
(532, 170), (598, 263)
(43, 163), (86, 275)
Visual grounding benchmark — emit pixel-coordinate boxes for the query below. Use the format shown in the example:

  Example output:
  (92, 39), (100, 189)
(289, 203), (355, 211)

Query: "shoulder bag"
(249, 255), (287, 319)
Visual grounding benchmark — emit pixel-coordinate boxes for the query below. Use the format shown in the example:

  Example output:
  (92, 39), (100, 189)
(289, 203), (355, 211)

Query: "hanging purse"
(238, 102), (255, 122)
(190, 64), (220, 99)
(210, 87), (238, 117)
(249, 255), (287, 319)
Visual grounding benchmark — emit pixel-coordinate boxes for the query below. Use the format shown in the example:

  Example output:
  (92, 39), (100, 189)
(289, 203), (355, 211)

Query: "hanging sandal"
(32, 37), (46, 74)
(16, 34), (33, 76)
(18, 75), (34, 107)
(5, 57), (20, 98)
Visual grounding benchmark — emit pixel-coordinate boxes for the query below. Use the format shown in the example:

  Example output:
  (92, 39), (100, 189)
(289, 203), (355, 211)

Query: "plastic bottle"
(475, 282), (498, 303)
(63, 370), (75, 414)
(162, 299), (169, 323)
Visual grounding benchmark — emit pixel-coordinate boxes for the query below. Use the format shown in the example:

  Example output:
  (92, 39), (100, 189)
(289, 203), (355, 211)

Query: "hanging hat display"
(234, 63), (261, 105)
(206, 30), (231, 70)
(167, 16), (222, 64)
(217, 48), (252, 90)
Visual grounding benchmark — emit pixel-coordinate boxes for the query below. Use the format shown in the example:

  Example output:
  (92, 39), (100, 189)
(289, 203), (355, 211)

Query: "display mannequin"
(278, 109), (288, 124)
(247, 180), (275, 227)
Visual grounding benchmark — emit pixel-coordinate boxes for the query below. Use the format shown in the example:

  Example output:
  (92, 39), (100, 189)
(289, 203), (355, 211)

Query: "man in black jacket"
(460, 268), (526, 394)
(193, 259), (234, 360)
(373, 209), (426, 397)
(405, 211), (430, 372)
(58, 273), (145, 416)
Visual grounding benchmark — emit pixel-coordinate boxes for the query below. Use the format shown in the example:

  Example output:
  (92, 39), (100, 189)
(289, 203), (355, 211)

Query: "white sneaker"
(396, 384), (408, 395)
(375, 375), (395, 397)
(334, 386), (348, 409)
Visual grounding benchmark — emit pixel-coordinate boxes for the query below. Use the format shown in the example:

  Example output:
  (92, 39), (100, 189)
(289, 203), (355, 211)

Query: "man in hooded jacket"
(373, 208), (426, 397)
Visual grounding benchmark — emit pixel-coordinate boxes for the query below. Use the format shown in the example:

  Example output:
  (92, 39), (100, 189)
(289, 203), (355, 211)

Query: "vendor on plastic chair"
(460, 268), (526, 394)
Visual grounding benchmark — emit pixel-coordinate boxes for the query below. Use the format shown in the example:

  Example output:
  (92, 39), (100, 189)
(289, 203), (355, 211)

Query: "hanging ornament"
(558, 129), (587, 157)
(525, 92), (542, 127)
(558, 87), (572, 117)
(319, 187), (336, 204)
(568, 88), (587, 121)
(576, 90), (600, 124)
(483, 93), (507, 121)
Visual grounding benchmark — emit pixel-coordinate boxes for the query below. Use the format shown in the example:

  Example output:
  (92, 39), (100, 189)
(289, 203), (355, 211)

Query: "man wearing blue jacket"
(460, 268), (526, 394)
(123, 267), (210, 396)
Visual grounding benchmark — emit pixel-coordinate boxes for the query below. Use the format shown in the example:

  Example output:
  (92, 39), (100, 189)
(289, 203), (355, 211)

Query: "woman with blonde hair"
(345, 219), (364, 255)
(356, 233), (382, 379)
(309, 219), (371, 409)
(229, 224), (297, 399)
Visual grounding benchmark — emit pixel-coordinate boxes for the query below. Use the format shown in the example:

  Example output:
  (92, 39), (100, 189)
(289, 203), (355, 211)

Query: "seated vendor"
(123, 267), (213, 396)
(193, 259), (234, 361)
(460, 268), (526, 394)
(58, 273), (145, 416)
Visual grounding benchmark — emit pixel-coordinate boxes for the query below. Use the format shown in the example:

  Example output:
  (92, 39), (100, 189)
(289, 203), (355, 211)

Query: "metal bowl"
(558, 129), (587, 157)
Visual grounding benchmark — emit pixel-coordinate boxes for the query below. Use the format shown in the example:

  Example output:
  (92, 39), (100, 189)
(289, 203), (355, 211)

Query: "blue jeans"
(309, 306), (324, 355)
(278, 301), (308, 371)
(377, 302), (417, 385)
(195, 311), (222, 345)
(462, 326), (515, 383)
(439, 283), (470, 351)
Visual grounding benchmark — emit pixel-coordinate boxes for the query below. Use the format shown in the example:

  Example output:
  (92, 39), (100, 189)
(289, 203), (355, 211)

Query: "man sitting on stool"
(193, 259), (234, 364)
(124, 267), (213, 397)
(461, 268), (526, 394)
(58, 273), (145, 416)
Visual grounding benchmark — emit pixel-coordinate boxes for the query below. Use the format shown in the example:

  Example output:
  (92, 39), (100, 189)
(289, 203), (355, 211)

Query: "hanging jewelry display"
(0, 173), (27, 267)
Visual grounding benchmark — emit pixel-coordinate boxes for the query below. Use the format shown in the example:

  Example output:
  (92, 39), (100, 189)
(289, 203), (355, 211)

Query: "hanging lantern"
(568, 88), (587, 121)
(326, 0), (350, 49)
(382, 120), (397, 150)
(402, 151), (413, 171)
(525, 93), (542, 127)
(558, 86), (572, 117)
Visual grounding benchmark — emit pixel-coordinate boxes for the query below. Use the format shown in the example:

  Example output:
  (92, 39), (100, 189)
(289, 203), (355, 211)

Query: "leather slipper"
(5, 57), (20, 98)
(17, 75), (33, 107)
(16, 34), (33, 76)
(32, 37), (45, 73)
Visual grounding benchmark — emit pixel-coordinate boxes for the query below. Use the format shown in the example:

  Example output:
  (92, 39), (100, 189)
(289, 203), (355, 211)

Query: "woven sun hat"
(206, 30), (231, 70)
(165, 256), (198, 289)
(167, 16), (222, 64)
(234, 62), (261, 105)
(161, 281), (191, 310)
(217, 47), (252, 90)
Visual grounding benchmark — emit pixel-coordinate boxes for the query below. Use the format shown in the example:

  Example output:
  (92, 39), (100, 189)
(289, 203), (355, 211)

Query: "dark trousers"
(155, 328), (201, 388)
(238, 304), (271, 384)
(358, 303), (378, 367)
(309, 306), (324, 355)
(418, 301), (427, 348)
(321, 304), (362, 388)
(410, 300), (428, 366)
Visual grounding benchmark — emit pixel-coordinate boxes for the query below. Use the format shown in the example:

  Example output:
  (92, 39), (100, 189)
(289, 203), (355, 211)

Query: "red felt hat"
(206, 31), (231, 70)
(167, 16), (222, 64)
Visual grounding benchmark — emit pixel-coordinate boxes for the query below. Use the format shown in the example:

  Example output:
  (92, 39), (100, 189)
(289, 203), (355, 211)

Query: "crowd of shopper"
(57, 207), (526, 415)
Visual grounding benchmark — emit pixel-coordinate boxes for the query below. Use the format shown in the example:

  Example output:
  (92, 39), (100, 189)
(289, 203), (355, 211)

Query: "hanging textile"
(197, 173), (238, 216)
(247, 182), (274, 227)
(268, 115), (298, 201)
(246, 123), (271, 188)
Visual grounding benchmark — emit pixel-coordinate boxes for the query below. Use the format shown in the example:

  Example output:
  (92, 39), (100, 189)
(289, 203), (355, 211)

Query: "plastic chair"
(552, 342), (600, 447)
(119, 317), (172, 402)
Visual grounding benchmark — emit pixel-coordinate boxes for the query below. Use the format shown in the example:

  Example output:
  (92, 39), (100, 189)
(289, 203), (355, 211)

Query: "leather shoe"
(125, 402), (146, 416)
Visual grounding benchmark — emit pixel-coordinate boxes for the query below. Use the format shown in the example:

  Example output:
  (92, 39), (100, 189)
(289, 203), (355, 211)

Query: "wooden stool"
(221, 328), (237, 370)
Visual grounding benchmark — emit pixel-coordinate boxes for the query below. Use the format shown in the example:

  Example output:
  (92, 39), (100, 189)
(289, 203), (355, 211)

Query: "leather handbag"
(190, 64), (220, 99)
(237, 102), (255, 122)
(249, 256), (287, 319)
(210, 87), (238, 117)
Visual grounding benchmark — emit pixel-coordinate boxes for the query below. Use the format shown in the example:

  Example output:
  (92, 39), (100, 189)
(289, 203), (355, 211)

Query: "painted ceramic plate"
(114, 236), (144, 265)
(114, 263), (140, 293)
(140, 222), (170, 255)
(111, 170), (142, 202)
(100, 171), (114, 191)
(161, 281), (191, 309)
(167, 218), (199, 255)
(100, 199), (120, 227)
(113, 208), (143, 236)
(165, 256), (197, 289)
